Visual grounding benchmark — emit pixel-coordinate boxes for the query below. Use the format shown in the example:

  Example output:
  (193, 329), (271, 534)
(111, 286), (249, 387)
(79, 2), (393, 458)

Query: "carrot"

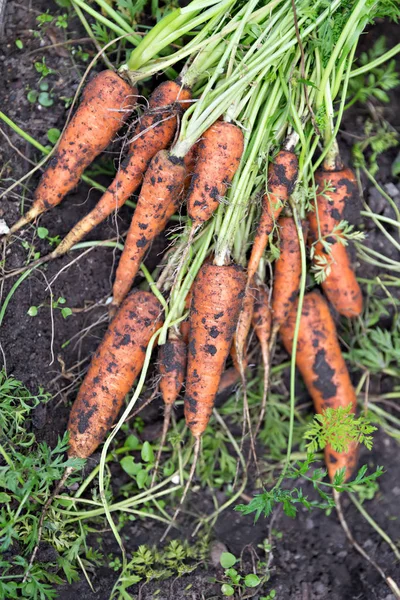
(50, 80), (191, 258)
(252, 282), (272, 436)
(68, 289), (163, 459)
(230, 341), (249, 373)
(159, 337), (187, 407)
(187, 121), (244, 224)
(110, 149), (186, 311)
(183, 142), (198, 195)
(10, 71), (135, 234)
(232, 285), (255, 372)
(217, 366), (241, 395)
(280, 291), (358, 481)
(180, 319), (190, 344)
(152, 334), (187, 485)
(230, 283), (256, 464)
(161, 262), (246, 537)
(271, 216), (306, 329)
(184, 262), (246, 439)
(308, 167), (363, 317)
(247, 150), (298, 281)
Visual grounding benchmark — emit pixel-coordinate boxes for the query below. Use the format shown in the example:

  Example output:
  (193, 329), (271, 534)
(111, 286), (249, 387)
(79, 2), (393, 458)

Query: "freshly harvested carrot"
(10, 71), (135, 234)
(247, 150), (298, 281)
(159, 337), (187, 406)
(152, 334), (187, 485)
(252, 282), (272, 436)
(184, 262), (246, 439)
(51, 80), (191, 258)
(308, 167), (363, 317)
(68, 290), (163, 458)
(271, 216), (306, 329)
(217, 366), (241, 395)
(180, 319), (190, 344)
(187, 121), (244, 224)
(280, 291), (358, 481)
(232, 285), (255, 373)
(161, 262), (246, 539)
(111, 149), (186, 311)
(183, 142), (198, 195)
(230, 341), (248, 373)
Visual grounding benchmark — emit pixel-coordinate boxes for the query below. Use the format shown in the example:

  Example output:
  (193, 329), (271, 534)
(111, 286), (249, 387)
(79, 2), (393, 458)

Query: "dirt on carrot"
(247, 150), (298, 281)
(68, 289), (163, 459)
(187, 121), (244, 224)
(308, 167), (363, 318)
(184, 262), (246, 439)
(271, 215), (307, 329)
(10, 70), (135, 234)
(280, 290), (358, 481)
(111, 150), (186, 310)
(51, 80), (191, 259)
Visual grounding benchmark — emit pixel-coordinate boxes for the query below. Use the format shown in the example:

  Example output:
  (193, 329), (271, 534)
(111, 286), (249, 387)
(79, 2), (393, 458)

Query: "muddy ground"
(0, 2), (399, 599)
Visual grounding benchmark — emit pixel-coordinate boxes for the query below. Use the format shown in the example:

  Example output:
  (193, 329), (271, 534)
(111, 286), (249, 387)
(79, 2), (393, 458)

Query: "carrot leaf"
(304, 404), (377, 453)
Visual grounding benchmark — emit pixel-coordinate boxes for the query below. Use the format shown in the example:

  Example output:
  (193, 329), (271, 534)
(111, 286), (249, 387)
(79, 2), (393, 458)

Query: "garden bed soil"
(0, 2), (399, 599)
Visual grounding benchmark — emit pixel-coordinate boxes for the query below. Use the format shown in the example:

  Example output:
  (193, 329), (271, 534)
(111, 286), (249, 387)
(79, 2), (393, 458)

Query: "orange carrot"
(152, 334), (187, 485)
(159, 337), (187, 407)
(271, 216), (306, 329)
(280, 291), (358, 481)
(187, 121), (244, 224)
(252, 282), (272, 435)
(232, 285), (255, 373)
(51, 80), (191, 258)
(10, 71), (135, 234)
(184, 262), (246, 439)
(217, 366), (241, 395)
(162, 263), (245, 534)
(68, 290), (162, 458)
(247, 150), (298, 281)
(183, 142), (198, 195)
(308, 167), (363, 317)
(111, 149), (186, 311)
(180, 319), (190, 344)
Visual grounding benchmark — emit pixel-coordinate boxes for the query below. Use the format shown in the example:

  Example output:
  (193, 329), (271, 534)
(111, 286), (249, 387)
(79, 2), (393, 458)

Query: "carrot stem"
(73, 0), (140, 45)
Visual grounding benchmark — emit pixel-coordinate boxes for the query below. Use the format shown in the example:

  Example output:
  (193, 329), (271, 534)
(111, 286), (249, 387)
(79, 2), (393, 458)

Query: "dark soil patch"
(0, 3), (399, 600)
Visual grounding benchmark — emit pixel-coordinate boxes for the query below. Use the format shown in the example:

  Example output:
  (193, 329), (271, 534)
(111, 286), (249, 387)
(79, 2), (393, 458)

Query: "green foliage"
(47, 128), (61, 145)
(110, 539), (209, 597)
(215, 551), (267, 597)
(236, 454), (383, 521)
(304, 404), (377, 453)
(348, 36), (400, 107)
(220, 552), (236, 569)
(353, 118), (399, 176)
(348, 319), (400, 377)
(27, 296), (72, 320)
(0, 370), (50, 446)
(34, 58), (54, 79)
(117, 0), (148, 22)
(0, 371), (89, 598)
(310, 219), (366, 283)
(119, 435), (156, 489)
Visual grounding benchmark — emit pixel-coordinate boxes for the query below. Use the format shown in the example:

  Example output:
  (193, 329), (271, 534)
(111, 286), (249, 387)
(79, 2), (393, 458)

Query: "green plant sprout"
(211, 551), (268, 597)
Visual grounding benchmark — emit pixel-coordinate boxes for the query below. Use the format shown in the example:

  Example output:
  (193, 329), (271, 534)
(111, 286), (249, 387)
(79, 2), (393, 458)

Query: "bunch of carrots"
(3, 0), (398, 571)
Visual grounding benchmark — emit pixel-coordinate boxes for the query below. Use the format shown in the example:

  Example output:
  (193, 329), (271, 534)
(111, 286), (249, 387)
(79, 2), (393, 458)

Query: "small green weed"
(28, 296), (72, 320)
(347, 36), (400, 109)
(109, 539), (208, 598)
(212, 551), (269, 597)
(0, 370), (88, 599)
